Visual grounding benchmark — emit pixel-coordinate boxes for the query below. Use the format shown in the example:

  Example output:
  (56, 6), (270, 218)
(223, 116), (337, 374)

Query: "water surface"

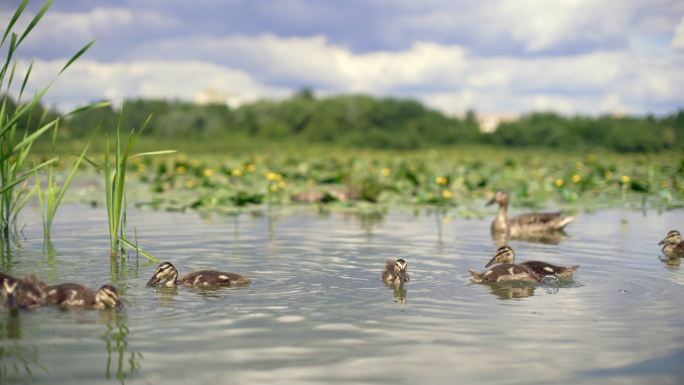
(1, 204), (683, 384)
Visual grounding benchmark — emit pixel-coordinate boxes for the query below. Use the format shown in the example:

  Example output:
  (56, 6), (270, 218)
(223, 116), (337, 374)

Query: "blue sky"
(2, 0), (684, 115)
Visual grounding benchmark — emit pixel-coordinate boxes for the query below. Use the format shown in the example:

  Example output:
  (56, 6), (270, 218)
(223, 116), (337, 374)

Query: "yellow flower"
(575, 162), (583, 169)
(246, 164), (256, 173)
(269, 184), (279, 192)
(381, 167), (390, 177)
(435, 176), (448, 185)
(572, 174), (581, 183)
(554, 178), (564, 187)
(175, 166), (186, 175)
(203, 168), (214, 177)
(620, 175), (631, 184)
(266, 172), (283, 181)
(231, 168), (243, 177)
(185, 179), (196, 188)
(137, 164), (147, 173)
(278, 181), (287, 189)
(441, 189), (453, 199)
(604, 171), (613, 180)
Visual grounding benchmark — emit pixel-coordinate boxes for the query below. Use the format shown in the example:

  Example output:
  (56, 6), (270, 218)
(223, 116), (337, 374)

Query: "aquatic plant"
(0, 0), (95, 237)
(34, 125), (96, 240)
(103, 104), (174, 258)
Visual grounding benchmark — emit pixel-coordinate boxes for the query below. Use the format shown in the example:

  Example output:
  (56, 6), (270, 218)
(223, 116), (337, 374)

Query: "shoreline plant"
(0, 0), (96, 238)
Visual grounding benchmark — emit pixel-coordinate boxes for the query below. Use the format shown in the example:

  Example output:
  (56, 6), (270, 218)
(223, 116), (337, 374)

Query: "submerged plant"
(0, 0), (95, 238)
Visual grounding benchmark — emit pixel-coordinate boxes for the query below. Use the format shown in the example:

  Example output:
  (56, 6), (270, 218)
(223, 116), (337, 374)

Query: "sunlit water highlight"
(1, 204), (683, 384)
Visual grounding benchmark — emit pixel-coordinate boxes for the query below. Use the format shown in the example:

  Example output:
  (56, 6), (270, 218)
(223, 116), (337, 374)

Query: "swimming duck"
(382, 258), (410, 285)
(485, 245), (579, 279)
(487, 191), (575, 237)
(659, 230), (684, 258)
(1, 274), (46, 309)
(46, 283), (122, 309)
(469, 263), (540, 284)
(146, 261), (251, 289)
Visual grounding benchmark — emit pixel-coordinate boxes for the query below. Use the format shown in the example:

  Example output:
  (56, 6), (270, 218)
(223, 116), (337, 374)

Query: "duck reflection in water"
(488, 282), (536, 300)
(492, 230), (568, 247)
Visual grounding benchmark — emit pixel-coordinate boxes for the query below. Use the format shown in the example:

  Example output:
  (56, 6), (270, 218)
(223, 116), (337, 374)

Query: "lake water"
(1, 204), (683, 385)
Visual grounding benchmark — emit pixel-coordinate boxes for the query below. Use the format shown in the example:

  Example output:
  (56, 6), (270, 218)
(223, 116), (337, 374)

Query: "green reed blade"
(0, 157), (57, 195)
(18, 60), (33, 101)
(119, 238), (159, 262)
(0, 118), (57, 163)
(1, 0), (28, 47)
(65, 101), (111, 116)
(60, 39), (95, 75)
(17, 0), (52, 47)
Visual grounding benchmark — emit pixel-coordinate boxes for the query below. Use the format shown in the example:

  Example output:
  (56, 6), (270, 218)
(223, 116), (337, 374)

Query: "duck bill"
(658, 239), (666, 245)
(146, 275), (160, 287)
(486, 197), (495, 206)
(113, 299), (123, 310)
(399, 270), (410, 283)
(484, 255), (499, 268)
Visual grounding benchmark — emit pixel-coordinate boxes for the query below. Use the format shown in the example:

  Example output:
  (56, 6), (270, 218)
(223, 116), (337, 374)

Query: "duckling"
(46, 283), (122, 309)
(1, 275), (46, 309)
(146, 261), (251, 289)
(485, 245), (579, 279)
(487, 191), (575, 237)
(2, 279), (19, 311)
(659, 230), (684, 258)
(382, 258), (410, 285)
(469, 263), (540, 284)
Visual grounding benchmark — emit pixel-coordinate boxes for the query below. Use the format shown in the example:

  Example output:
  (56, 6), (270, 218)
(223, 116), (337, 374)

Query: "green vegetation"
(34, 126), (92, 240)
(0, 0), (95, 238)
(102, 107), (173, 259)
(52, 91), (684, 153)
(65, 144), (678, 215)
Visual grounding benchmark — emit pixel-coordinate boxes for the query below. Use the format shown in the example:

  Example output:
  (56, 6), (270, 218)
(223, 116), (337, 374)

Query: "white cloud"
(18, 59), (289, 112)
(9, 15), (683, 116)
(672, 16), (684, 49)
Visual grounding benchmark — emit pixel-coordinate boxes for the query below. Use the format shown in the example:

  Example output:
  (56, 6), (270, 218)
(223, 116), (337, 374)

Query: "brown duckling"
(487, 191), (575, 237)
(46, 283), (122, 309)
(146, 261), (251, 289)
(382, 258), (410, 285)
(1, 274), (46, 310)
(659, 230), (684, 258)
(469, 263), (540, 284)
(485, 245), (579, 279)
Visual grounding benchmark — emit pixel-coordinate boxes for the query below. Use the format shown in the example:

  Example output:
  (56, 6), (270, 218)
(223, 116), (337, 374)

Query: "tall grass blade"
(17, 0), (52, 46)
(1, 0), (28, 47)
(119, 238), (159, 262)
(60, 39), (95, 74)
(0, 157), (57, 194)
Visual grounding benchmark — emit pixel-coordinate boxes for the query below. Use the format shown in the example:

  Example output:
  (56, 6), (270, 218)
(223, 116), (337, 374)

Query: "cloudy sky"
(2, 0), (684, 116)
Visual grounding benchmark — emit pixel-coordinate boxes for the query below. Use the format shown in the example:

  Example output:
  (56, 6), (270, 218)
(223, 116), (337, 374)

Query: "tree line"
(8, 90), (683, 152)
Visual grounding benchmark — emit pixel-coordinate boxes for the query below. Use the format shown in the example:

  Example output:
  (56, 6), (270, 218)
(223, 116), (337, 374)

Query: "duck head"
(2, 279), (18, 309)
(659, 230), (681, 246)
(394, 259), (410, 283)
(485, 245), (516, 267)
(486, 190), (509, 207)
(147, 262), (179, 288)
(95, 285), (122, 309)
